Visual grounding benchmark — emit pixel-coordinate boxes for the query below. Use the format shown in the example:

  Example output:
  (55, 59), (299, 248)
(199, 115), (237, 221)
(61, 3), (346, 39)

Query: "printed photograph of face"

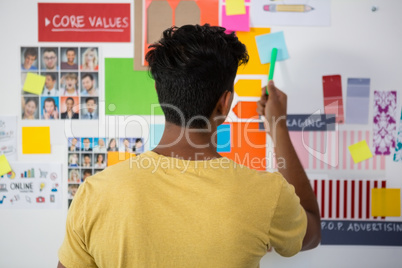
(81, 137), (93, 151)
(21, 47), (38, 71)
(68, 169), (81, 183)
(68, 184), (79, 199)
(81, 153), (93, 167)
(68, 153), (80, 167)
(81, 47), (99, 71)
(81, 97), (98, 120)
(107, 138), (118, 151)
(60, 96), (79, 119)
(21, 96), (39, 120)
(41, 47), (59, 71)
(81, 73), (99, 96)
(60, 72), (79, 96)
(68, 137), (81, 152)
(61, 47), (79, 70)
(94, 138), (107, 153)
(41, 96), (59, 120)
(42, 73), (59, 96)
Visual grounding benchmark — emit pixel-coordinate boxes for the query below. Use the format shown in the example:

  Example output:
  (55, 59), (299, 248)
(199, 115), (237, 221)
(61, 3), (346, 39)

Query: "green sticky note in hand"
(23, 72), (46, 95)
(0, 155), (12, 176)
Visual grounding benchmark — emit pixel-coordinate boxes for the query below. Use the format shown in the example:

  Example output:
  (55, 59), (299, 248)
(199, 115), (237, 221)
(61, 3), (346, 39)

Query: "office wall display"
(21, 46), (100, 120)
(0, 162), (62, 209)
(67, 137), (144, 206)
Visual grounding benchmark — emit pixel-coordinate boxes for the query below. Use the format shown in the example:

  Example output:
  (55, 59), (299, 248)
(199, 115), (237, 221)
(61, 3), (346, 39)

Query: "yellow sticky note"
(0, 155), (12, 176)
(23, 72), (45, 95)
(22, 127), (51, 154)
(348, 140), (373, 164)
(235, 79), (262, 97)
(237, 28), (270, 75)
(371, 188), (401, 217)
(226, 0), (246, 15)
(107, 152), (135, 166)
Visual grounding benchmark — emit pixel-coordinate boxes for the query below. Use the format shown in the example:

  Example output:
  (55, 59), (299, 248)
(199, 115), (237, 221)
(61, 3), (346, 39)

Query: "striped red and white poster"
(289, 130), (386, 171)
(309, 176), (387, 220)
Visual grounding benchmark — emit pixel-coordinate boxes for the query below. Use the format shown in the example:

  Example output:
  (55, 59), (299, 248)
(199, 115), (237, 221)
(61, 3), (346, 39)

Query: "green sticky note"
(371, 188), (401, 217)
(23, 72), (46, 95)
(348, 140), (373, 163)
(105, 58), (163, 115)
(0, 155), (12, 176)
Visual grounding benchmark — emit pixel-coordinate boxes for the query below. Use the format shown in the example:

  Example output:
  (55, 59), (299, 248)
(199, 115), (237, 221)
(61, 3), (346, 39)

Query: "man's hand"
(256, 81), (287, 132)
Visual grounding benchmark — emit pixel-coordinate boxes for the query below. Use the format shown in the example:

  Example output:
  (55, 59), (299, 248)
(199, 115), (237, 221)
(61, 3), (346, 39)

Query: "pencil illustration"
(263, 4), (315, 12)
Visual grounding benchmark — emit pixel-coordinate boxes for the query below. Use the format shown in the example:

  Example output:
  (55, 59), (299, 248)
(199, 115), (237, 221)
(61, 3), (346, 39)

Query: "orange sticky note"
(234, 79), (262, 97)
(226, 0), (246, 15)
(23, 72), (46, 95)
(348, 140), (373, 163)
(22, 127), (51, 154)
(371, 188), (401, 217)
(237, 28), (271, 75)
(0, 155), (12, 176)
(107, 152), (135, 166)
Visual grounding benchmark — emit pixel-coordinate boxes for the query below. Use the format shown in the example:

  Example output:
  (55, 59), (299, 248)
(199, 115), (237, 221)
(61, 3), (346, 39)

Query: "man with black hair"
(42, 48), (58, 71)
(21, 47), (38, 71)
(58, 24), (320, 268)
(42, 73), (58, 96)
(61, 48), (78, 70)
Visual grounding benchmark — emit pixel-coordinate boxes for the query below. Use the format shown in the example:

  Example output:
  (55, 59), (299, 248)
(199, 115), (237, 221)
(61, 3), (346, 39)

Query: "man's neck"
(153, 122), (221, 160)
(67, 61), (75, 66)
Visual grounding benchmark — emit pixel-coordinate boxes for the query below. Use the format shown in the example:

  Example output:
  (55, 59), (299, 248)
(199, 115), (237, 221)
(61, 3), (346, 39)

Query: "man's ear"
(217, 90), (233, 116)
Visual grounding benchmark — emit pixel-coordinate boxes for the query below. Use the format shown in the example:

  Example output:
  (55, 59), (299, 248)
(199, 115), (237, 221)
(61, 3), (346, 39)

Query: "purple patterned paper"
(373, 91), (397, 155)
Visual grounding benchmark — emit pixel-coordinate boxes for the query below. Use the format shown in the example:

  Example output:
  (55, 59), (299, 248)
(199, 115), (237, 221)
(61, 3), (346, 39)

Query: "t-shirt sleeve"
(58, 183), (97, 268)
(269, 176), (307, 257)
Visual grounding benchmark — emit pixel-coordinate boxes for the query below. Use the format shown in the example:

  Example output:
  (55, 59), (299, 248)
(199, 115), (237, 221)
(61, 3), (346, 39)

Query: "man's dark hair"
(43, 47), (57, 55)
(24, 47), (37, 59)
(135, 138), (142, 143)
(45, 73), (56, 81)
(83, 169), (92, 175)
(85, 97), (96, 104)
(66, 48), (76, 54)
(82, 73), (94, 81)
(146, 24), (248, 128)
(66, 97), (74, 104)
(44, 97), (56, 107)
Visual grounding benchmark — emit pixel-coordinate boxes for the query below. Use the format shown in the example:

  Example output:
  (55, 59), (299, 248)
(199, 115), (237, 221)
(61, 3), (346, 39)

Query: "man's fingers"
(256, 100), (265, 115)
(266, 80), (277, 97)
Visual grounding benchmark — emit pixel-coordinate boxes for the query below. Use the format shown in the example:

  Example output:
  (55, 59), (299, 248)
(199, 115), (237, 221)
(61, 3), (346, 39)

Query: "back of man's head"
(146, 24), (248, 128)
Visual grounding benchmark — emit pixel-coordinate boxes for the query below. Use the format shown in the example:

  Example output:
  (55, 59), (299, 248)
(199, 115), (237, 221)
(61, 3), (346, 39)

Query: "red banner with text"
(38, 3), (131, 42)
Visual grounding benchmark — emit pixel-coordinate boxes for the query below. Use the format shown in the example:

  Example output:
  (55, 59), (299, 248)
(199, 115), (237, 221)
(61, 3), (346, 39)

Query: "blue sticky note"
(217, 125), (231, 153)
(255, 31), (289, 64)
(150, 124), (165, 150)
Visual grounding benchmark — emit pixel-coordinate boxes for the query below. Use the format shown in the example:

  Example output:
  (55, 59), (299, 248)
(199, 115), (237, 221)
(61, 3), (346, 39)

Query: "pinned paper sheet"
(234, 79), (261, 97)
(237, 28), (270, 75)
(107, 152), (135, 166)
(226, 0), (246, 15)
(255, 31), (289, 64)
(22, 127), (51, 154)
(0, 155), (12, 176)
(371, 188), (401, 217)
(222, 5), (249, 32)
(348, 140), (373, 163)
(23, 73), (46, 95)
(105, 58), (163, 115)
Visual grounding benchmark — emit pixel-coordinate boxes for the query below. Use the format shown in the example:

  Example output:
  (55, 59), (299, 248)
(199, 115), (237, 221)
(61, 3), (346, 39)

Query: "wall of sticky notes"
(1, 0), (402, 267)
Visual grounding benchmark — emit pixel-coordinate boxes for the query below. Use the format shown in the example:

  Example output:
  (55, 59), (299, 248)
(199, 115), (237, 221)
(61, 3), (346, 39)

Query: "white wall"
(0, 0), (401, 267)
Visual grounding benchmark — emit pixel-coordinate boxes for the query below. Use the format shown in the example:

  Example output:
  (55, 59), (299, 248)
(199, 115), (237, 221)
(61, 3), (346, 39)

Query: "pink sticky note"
(222, 5), (250, 32)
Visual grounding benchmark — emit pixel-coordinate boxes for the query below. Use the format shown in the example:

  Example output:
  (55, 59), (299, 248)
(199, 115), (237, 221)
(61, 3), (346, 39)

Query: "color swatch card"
(371, 188), (401, 217)
(22, 127), (51, 154)
(255, 31), (289, 64)
(373, 91), (397, 155)
(394, 108), (402, 162)
(345, 78), (370, 124)
(322, 75), (344, 123)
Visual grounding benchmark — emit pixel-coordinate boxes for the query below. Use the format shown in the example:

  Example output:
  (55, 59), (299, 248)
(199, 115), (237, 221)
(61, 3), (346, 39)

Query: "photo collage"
(21, 46), (99, 120)
(67, 137), (144, 206)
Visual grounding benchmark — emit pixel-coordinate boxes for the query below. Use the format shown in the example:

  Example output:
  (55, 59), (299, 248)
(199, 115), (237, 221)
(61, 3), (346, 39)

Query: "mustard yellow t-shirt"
(59, 151), (307, 268)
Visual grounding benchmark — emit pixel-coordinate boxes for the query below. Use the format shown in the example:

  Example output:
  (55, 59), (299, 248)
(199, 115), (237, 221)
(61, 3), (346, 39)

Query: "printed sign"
(286, 114), (336, 131)
(38, 3), (130, 42)
(321, 220), (402, 246)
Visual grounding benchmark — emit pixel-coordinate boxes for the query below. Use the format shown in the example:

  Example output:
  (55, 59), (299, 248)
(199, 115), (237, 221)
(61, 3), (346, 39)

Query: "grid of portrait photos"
(67, 137), (144, 207)
(21, 46), (100, 120)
